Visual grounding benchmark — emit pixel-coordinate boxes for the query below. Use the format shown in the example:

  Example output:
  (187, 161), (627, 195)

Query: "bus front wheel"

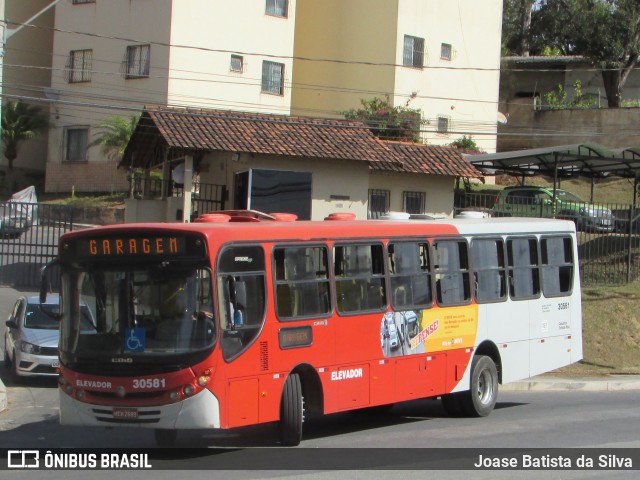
(460, 355), (498, 417)
(279, 373), (304, 446)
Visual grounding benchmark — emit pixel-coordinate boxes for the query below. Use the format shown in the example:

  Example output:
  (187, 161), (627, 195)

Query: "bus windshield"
(59, 264), (216, 358)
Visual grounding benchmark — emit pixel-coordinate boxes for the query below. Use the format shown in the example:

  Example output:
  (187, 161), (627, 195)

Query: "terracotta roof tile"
(122, 107), (481, 179)
(379, 141), (482, 178)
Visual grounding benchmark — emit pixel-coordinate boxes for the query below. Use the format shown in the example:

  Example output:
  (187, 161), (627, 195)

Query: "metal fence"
(0, 202), (75, 287)
(454, 191), (640, 285)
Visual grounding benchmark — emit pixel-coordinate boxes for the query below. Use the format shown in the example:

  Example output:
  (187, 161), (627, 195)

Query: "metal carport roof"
(466, 144), (640, 180)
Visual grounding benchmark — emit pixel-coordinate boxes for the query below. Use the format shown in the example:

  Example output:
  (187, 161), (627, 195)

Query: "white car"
(4, 294), (94, 380)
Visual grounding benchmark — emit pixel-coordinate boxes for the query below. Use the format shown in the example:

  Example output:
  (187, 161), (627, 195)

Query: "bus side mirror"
(40, 259), (59, 304)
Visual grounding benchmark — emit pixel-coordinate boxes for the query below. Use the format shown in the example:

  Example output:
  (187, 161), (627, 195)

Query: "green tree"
(1, 100), (49, 173)
(89, 114), (139, 160)
(502, 0), (537, 56)
(449, 135), (483, 153)
(342, 96), (423, 142)
(531, 0), (640, 107)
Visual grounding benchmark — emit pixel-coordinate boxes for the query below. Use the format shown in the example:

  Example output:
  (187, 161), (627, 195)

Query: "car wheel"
(3, 342), (11, 368)
(10, 350), (21, 383)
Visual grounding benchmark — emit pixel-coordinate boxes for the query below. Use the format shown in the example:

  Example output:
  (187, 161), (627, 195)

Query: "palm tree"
(89, 115), (139, 161)
(1, 100), (49, 173)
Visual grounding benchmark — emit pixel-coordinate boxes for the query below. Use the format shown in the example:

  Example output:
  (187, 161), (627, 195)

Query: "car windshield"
(24, 304), (95, 331)
(555, 190), (585, 203)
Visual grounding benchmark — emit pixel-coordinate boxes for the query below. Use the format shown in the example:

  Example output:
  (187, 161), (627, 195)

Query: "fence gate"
(0, 203), (75, 288)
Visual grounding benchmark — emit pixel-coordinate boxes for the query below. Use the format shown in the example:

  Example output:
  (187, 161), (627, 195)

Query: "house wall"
(199, 152), (370, 221)
(368, 171), (455, 217)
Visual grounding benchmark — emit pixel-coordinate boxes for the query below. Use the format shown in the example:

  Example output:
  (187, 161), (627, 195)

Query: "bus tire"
(460, 355), (498, 417)
(154, 428), (177, 447)
(441, 393), (464, 417)
(279, 373), (304, 446)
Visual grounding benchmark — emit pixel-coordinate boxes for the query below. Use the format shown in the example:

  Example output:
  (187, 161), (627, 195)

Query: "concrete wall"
(497, 100), (640, 151)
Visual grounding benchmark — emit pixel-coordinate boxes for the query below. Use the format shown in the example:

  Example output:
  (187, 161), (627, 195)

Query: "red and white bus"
(42, 211), (582, 446)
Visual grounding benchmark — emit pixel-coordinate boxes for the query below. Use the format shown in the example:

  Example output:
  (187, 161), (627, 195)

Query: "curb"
(502, 375), (640, 392)
(0, 379), (5, 412)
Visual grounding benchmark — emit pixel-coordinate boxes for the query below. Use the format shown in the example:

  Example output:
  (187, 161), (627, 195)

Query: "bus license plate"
(113, 408), (138, 419)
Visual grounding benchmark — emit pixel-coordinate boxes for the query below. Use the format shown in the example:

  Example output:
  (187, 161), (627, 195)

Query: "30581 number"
(132, 378), (166, 389)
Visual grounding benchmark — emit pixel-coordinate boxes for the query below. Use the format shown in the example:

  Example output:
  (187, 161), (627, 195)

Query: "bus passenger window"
(334, 244), (386, 314)
(217, 246), (266, 361)
(273, 246), (331, 320)
(507, 237), (540, 300)
(471, 238), (507, 303)
(432, 240), (471, 306)
(541, 236), (573, 297)
(388, 242), (432, 310)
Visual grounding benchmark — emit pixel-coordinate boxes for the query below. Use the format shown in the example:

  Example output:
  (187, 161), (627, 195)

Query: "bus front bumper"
(59, 388), (221, 429)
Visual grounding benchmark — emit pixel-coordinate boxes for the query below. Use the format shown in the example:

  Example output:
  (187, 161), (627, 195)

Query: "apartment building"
(291, 0), (503, 152)
(3, 0), (502, 196)
(0, 0), (54, 179)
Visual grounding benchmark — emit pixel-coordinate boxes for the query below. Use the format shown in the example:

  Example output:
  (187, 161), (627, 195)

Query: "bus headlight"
(183, 385), (195, 397)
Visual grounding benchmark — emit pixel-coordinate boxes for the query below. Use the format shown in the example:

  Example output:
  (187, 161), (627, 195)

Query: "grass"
(554, 282), (640, 376)
(39, 192), (126, 208)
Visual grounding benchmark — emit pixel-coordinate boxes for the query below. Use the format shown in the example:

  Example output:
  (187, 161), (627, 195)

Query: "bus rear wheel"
(460, 355), (498, 417)
(279, 373), (304, 446)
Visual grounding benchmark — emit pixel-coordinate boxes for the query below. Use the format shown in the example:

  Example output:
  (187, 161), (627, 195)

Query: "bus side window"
(388, 242), (433, 310)
(471, 238), (507, 303)
(334, 244), (386, 314)
(541, 236), (573, 297)
(274, 246), (331, 320)
(507, 237), (541, 300)
(432, 240), (471, 306)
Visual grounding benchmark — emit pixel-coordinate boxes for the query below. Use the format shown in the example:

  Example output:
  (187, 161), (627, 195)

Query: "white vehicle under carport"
(0, 186), (38, 239)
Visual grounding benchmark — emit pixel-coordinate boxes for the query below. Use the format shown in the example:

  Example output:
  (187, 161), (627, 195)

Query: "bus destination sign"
(70, 235), (190, 259)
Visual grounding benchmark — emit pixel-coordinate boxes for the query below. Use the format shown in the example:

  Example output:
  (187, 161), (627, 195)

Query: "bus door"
(216, 245), (268, 427)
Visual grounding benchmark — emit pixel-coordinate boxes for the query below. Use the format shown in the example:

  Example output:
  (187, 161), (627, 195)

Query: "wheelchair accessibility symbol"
(125, 328), (145, 352)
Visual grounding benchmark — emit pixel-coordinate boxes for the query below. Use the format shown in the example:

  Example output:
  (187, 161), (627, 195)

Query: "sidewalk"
(502, 374), (640, 392)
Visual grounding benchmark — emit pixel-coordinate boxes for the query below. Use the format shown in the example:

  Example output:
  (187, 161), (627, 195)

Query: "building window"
(266, 0), (288, 17)
(441, 43), (452, 61)
(261, 61), (285, 95)
(403, 35), (425, 68)
(67, 49), (92, 83)
(230, 55), (244, 73)
(437, 116), (450, 134)
(125, 44), (150, 79)
(403, 191), (425, 214)
(368, 189), (390, 219)
(64, 127), (89, 162)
